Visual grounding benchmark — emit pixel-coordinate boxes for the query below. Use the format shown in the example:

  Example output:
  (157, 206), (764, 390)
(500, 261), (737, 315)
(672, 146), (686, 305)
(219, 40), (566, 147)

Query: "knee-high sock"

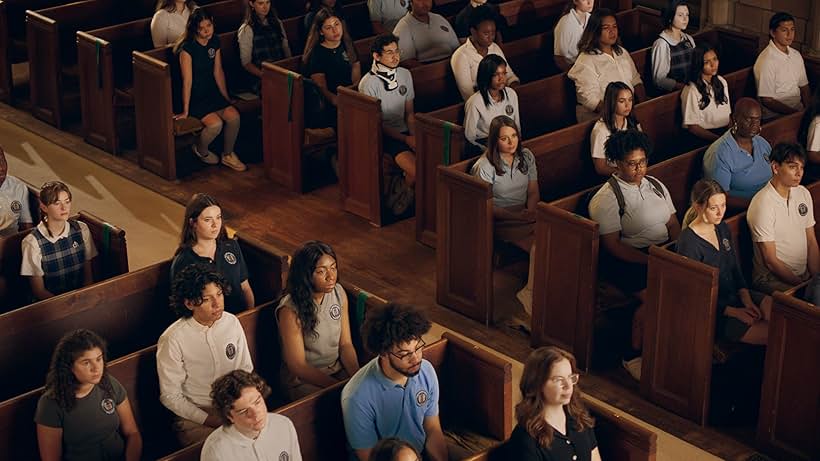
(222, 116), (240, 155)
(198, 120), (222, 152)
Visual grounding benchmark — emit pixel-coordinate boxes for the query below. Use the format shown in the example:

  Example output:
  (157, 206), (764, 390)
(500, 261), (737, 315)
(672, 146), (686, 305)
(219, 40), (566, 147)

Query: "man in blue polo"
(341, 303), (447, 461)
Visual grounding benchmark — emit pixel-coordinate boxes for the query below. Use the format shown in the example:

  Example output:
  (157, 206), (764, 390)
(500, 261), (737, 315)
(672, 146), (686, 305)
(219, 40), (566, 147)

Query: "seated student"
(369, 437), (422, 461)
(173, 8), (247, 172)
(368, 0), (407, 34)
(151, 0), (195, 48)
(157, 264), (254, 445)
(358, 34), (417, 215)
(302, 8), (361, 132)
(0, 146), (33, 237)
(276, 241), (360, 400)
(451, 5), (519, 101)
(677, 179), (771, 345)
(590, 81), (641, 177)
(305, 0), (346, 34)
(201, 370), (302, 461)
(237, 0), (292, 94)
(800, 87), (820, 166)
(171, 193), (255, 313)
(21, 181), (98, 301)
(501, 346), (601, 461)
(754, 12), (810, 117)
(453, 0), (505, 40)
(36, 329), (142, 461)
(681, 42), (731, 142)
(588, 130), (680, 380)
(553, 0), (594, 72)
(471, 116), (538, 314)
(568, 8), (646, 123)
(341, 303), (448, 461)
(702, 97), (771, 209)
(464, 54), (521, 157)
(748, 143), (820, 305)
(393, 0), (459, 65)
(650, 0), (695, 93)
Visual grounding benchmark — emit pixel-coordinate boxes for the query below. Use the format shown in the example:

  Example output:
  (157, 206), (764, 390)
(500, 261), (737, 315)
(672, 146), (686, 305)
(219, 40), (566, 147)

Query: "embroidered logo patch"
(505, 104), (514, 115)
(224, 252), (237, 265)
(415, 390), (428, 406)
(329, 303), (342, 320)
(440, 25), (449, 32)
(72, 240), (80, 249)
(799, 203), (808, 216)
(722, 238), (731, 251)
(101, 398), (116, 415)
(399, 85), (407, 95)
(208, 48), (216, 59)
(226, 343), (237, 360)
(279, 452), (289, 461)
(10, 200), (22, 213)
(342, 51), (350, 62)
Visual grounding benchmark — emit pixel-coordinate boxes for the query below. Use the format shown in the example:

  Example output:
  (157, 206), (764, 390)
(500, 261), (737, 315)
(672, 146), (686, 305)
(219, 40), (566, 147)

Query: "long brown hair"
(173, 7), (215, 53)
(485, 115), (528, 176)
(577, 8), (623, 56)
(515, 347), (594, 448)
(175, 193), (228, 255)
(302, 7), (357, 66)
(44, 329), (115, 412)
(156, 0), (197, 12)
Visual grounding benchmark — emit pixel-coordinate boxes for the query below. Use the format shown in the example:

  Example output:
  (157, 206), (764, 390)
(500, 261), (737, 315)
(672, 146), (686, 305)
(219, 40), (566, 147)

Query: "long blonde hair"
(682, 179), (726, 229)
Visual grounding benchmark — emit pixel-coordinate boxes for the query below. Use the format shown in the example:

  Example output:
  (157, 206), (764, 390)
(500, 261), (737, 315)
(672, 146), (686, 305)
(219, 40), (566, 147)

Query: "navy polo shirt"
(502, 413), (598, 461)
(170, 239), (249, 313)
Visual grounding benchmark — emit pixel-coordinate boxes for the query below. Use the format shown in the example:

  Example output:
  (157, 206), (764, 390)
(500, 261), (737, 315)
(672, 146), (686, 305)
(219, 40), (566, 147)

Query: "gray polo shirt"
(393, 12), (460, 63)
(471, 148), (538, 208)
(368, 0), (408, 32)
(463, 87), (520, 146)
(358, 67), (415, 133)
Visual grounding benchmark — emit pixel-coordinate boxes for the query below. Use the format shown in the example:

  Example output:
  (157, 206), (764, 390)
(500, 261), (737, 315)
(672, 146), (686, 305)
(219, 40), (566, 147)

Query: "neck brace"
(370, 60), (398, 91)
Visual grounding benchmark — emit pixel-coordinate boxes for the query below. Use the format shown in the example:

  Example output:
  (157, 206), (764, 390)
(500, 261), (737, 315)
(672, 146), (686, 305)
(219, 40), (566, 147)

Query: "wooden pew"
(415, 27), (758, 247)
(76, 0), (245, 154)
(157, 332), (513, 461)
(461, 396), (657, 461)
(0, 210), (128, 314)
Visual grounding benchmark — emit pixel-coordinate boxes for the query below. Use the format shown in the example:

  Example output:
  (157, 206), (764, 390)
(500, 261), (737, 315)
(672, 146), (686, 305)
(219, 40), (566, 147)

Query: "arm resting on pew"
(117, 399), (143, 461)
(339, 293), (361, 375)
(759, 96), (799, 115)
(554, 55), (573, 73)
(807, 226), (820, 276)
(755, 241), (805, 285)
(685, 124), (720, 142)
(177, 51), (193, 119)
(277, 307), (341, 388)
(801, 84), (811, 112)
(423, 415), (449, 461)
(600, 232), (648, 264)
(241, 280), (255, 310)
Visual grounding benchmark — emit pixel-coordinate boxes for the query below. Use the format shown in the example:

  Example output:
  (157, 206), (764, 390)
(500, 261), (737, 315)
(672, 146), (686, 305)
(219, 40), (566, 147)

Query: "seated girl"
(305, 0), (346, 34)
(464, 54), (521, 158)
(590, 81), (640, 177)
(36, 329), (142, 461)
(501, 346), (601, 461)
(677, 179), (771, 345)
(650, 0), (695, 92)
(553, 0), (594, 72)
(151, 0), (196, 48)
(21, 181), (97, 301)
(171, 193), (255, 313)
(174, 8), (247, 171)
(681, 42), (731, 142)
(237, 0), (292, 94)
(276, 241), (360, 400)
(471, 116), (539, 314)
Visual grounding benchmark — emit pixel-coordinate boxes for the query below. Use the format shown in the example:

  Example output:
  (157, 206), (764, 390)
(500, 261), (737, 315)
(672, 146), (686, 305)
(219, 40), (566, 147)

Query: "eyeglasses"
(549, 373), (580, 387)
(620, 159), (647, 169)
(389, 339), (426, 361)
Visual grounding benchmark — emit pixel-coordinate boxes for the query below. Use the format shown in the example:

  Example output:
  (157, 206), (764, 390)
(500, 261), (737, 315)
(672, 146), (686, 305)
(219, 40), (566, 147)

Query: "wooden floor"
(0, 98), (770, 461)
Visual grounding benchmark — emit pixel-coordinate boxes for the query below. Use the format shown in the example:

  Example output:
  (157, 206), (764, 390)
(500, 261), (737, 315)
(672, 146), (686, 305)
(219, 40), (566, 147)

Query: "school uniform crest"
(342, 51), (350, 62)
(10, 200), (22, 213)
(399, 85), (407, 95)
(329, 303), (342, 320)
(722, 238), (731, 251)
(101, 398), (116, 415)
(224, 252), (237, 264)
(208, 48), (216, 58)
(72, 240), (80, 249)
(225, 343), (237, 360)
(799, 203), (808, 216)
(440, 25), (449, 32)
(505, 104), (514, 115)
(279, 452), (289, 461)
(415, 389), (428, 406)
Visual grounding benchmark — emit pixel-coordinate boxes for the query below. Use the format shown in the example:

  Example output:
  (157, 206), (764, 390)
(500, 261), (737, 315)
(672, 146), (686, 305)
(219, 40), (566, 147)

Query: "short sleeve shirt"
(341, 357), (439, 456)
(471, 148), (538, 208)
(451, 39), (519, 100)
(754, 40), (809, 111)
(589, 119), (642, 166)
(276, 283), (347, 369)
(588, 174), (676, 248)
(367, 0), (408, 32)
(358, 67), (415, 133)
(305, 43), (354, 95)
(807, 116), (820, 152)
(171, 239), (250, 313)
(393, 12), (460, 63)
(35, 376), (127, 461)
(201, 413), (303, 461)
(0, 175), (33, 237)
(20, 221), (98, 276)
(747, 182), (815, 281)
(553, 10), (589, 63)
(702, 130), (772, 199)
(681, 76), (732, 130)
(463, 87), (521, 146)
(568, 48), (643, 113)
(502, 414), (598, 461)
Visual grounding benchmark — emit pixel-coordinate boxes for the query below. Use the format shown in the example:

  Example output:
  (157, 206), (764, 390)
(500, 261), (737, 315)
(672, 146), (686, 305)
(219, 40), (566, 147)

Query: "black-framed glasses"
(389, 339), (426, 361)
(549, 373), (580, 387)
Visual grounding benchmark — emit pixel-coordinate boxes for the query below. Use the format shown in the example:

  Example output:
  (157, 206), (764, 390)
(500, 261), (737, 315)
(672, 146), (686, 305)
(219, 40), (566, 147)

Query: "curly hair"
(211, 370), (272, 426)
(601, 82), (639, 134)
(515, 346), (594, 448)
(486, 115), (528, 176)
(370, 437), (421, 461)
(175, 193), (228, 256)
(362, 303), (431, 355)
(44, 329), (115, 412)
(284, 241), (338, 338)
(577, 9), (623, 56)
(169, 263), (232, 317)
(604, 128), (652, 164)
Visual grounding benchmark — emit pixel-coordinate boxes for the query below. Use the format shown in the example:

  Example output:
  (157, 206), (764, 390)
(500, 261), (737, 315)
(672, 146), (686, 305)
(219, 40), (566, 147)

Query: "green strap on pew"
(442, 121), (453, 165)
(356, 290), (369, 325)
(286, 72), (294, 122)
(96, 40), (103, 89)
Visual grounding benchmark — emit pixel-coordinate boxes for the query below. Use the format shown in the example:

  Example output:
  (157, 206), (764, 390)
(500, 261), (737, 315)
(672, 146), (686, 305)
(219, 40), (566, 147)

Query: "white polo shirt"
(0, 175), (33, 237)
(807, 116), (820, 152)
(680, 76), (732, 130)
(754, 40), (808, 112)
(553, 9), (589, 64)
(451, 39), (519, 100)
(157, 313), (254, 424)
(367, 0), (408, 32)
(358, 67), (415, 133)
(588, 174), (676, 248)
(201, 413), (302, 461)
(150, 7), (191, 48)
(20, 221), (98, 275)
(748, 182), (815, 280)
(393, 12), (459, 63)
(463, 87), (520, 146)
(568, 48), (643, 122)
(589, 119), (642, 166)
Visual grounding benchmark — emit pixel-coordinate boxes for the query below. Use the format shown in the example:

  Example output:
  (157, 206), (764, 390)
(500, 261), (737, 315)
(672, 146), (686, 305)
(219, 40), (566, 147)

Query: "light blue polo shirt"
(341, 357), (439, 457)
(471, 148), (539, 208)
(702, 130), (772, 199)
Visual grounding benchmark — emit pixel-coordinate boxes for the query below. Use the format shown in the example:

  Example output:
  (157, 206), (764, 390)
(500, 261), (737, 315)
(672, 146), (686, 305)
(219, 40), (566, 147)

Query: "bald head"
(734, 97), (760, 117)
(731, 98), (762, 139)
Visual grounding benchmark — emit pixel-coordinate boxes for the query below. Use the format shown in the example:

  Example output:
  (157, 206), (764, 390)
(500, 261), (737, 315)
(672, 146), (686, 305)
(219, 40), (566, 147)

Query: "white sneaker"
(622, 357), (642, 381)
(221, 152), (247, 172)
(192, 144), (219, 165)
(516, 286), (532, 316)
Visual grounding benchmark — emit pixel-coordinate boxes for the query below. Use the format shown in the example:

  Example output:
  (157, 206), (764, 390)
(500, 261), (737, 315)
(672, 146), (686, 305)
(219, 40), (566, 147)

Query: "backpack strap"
(645, 176), (666, 198)
(607, 176), (626, 217)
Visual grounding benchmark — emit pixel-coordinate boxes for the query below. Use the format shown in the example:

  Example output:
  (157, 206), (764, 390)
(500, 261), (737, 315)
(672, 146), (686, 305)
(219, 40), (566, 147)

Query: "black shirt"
(502, 414), (598, 461)
(304, 43), (354, 95)
(180, 37), (230, 118)
(170, 239), (250, 313)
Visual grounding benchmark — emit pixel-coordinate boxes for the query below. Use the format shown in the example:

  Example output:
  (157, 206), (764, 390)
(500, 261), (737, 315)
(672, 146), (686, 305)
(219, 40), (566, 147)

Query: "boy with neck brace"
(358, 34), (417, 210)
